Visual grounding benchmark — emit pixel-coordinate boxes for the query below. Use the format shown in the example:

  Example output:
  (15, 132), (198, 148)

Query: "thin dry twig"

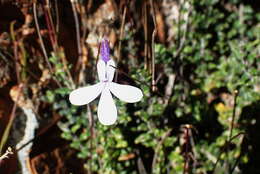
(10, 21), (21, 83)
(227, 90), (239, 172)
(173, 1), (192, 58)
(183, 125), (191, 174)
(33, 2), (62, 87)
(143, 1), (149, 70)
(54, 0), (60, 34)
(43, 0), (58, 49)
(230, 133), (245, 174)
(70, 0), (82, 61)
(114, 1), (128, 83)
(229, 90), (239, 142)
(117, 1), (128, 63)
(152, 129), (172, 173)
(212, 132), (245, 174)
(0, 84), (23, 153)
(0, 147), (13, 162)
(212, 90), (240, 173)
(149, 0), (157, 92)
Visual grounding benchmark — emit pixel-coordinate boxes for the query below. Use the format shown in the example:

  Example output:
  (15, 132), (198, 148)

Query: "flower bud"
(101, 38), (110, 63)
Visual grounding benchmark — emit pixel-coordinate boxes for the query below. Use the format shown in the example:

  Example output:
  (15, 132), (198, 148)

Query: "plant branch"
(117, 1), (128, 63)
(0, 147), (13, 162)
(149, 0), (157, 92)
(152, 129), (172, 173)
(173, 1), (192, 58)
(227, 90), (239, 172)
(0, 84), (23, 154)
(143, 1), (148, 70)
(43, 0), (57, 49)
(229, 90), (239, 142)
(33, 2), (62, 87)
(212, 132), (245, 174)
(54, 0), (60, 34)
(70, 0), (82, 62)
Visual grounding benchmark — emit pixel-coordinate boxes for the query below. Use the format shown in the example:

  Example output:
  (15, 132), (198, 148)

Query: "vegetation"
(0, 0), (259, 174)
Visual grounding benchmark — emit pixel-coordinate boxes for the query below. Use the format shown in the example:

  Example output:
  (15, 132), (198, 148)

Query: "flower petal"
(98, 86), (117, 125)
(69, 83), (104, 105)
(109, 82), (143, 103)
(97, 59), (106, 81)
(107, 59), (116, 82)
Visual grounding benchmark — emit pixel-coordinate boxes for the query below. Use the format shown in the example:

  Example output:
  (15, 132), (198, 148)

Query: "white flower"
(69, 39), (143, 125)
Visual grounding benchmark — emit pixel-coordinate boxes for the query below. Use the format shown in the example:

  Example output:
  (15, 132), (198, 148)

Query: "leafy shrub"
(43, 0), (260, 173)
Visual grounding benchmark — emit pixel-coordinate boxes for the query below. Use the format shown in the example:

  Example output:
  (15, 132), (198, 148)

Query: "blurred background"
(0, 0), (259, 174)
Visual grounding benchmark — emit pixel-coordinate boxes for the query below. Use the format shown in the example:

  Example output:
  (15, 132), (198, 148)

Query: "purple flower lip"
(101, 38), (110, 63)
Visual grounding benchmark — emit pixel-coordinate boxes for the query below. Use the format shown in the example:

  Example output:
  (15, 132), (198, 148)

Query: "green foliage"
(43, 0), (260, 173)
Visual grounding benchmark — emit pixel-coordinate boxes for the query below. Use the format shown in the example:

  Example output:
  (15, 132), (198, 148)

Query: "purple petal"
(101, 38), (110, 63)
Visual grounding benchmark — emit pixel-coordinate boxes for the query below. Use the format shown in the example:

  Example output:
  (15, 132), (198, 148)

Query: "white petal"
(98, 86), (117, 125)
(109, 82), (143, 103)
(69, 83), (104, 105)
(107, 59), (116, 82)
(97, 59), (106, 81)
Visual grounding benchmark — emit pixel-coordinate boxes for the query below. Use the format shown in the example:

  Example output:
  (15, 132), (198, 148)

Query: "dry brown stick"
(46, 1), (74, 88)
(143, 1), (148, 70)
(70, 0), (82, 61)
(229, 90), (239, 142)
(149, 0), (157, 92)
(10, 21), (21, 83)
(43, 0), (57, 49)
(10, 23), (26, 141)
(227, 90), (239, 172)
(80, 3), (88, 45)
(14, 41), (20, 83)
(0, 147), (13, 162)
(54, 0), (60, 34)
(87, 0), (93, 12)
(47, 1), (57, 44)
(0, 84), (23, 154)
(183, 126), (190, 174)
(71, 0), (84, 86)
(33, 2), (62, 87)
(117, 1), (127, 63)
(114, 1), (128, 83)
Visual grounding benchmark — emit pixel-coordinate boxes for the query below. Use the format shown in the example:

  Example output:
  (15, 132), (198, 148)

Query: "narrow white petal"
(97, 59), (106, 81)
(109, 82), (143, 103)
(69, 83), (104, 105)
(107, 59), (116, 82)
(98, 86), (117, 125)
